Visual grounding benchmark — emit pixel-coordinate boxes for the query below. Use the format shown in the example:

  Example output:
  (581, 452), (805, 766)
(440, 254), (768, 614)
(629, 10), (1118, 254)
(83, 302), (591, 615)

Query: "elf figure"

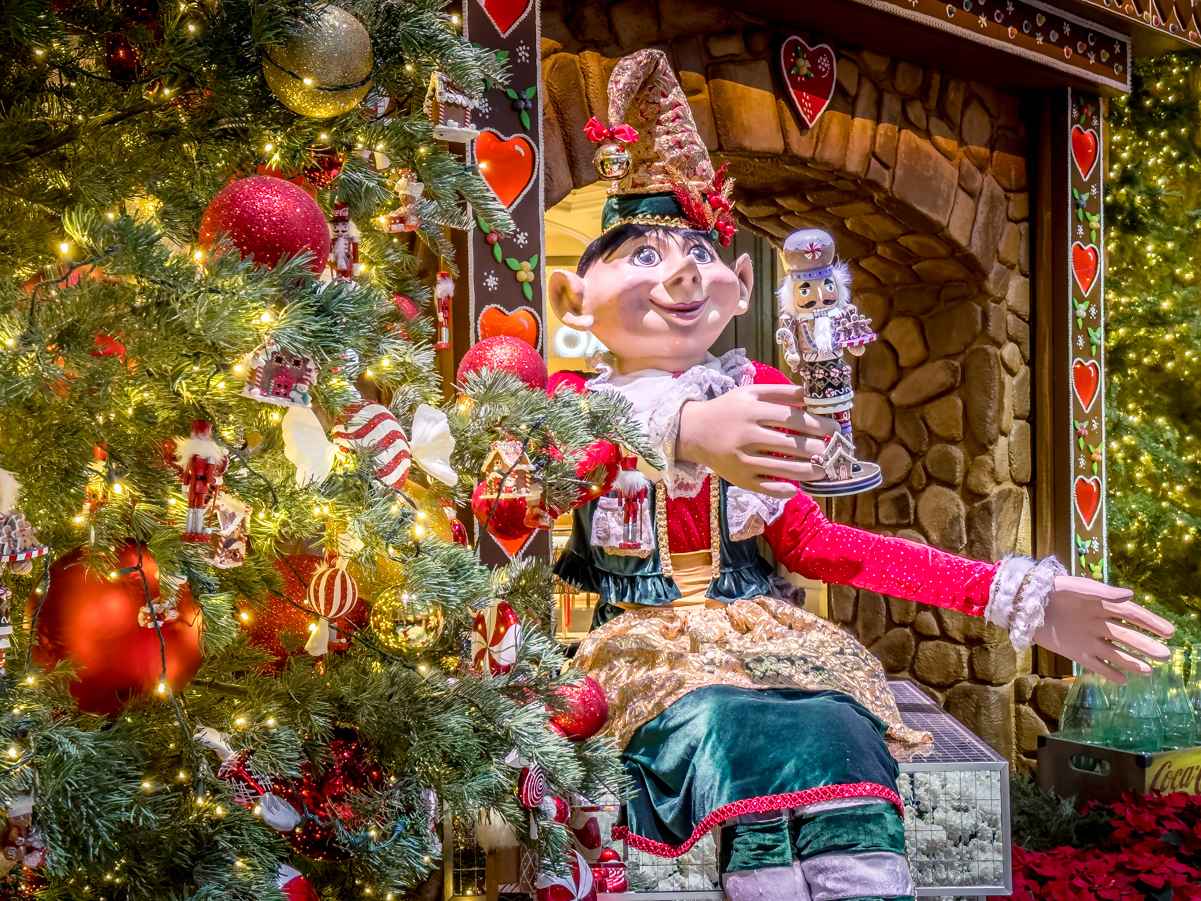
(775, 229), (881, 495)
(548, 49), (1171, 901)
(168, 420), (228, 543)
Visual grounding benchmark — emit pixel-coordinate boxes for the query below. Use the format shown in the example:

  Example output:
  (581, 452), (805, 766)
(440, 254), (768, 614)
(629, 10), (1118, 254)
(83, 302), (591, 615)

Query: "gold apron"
(576, 552), (931, 755)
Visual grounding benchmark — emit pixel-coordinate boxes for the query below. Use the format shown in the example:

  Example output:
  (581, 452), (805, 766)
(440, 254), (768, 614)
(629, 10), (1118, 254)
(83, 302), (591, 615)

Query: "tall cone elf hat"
(584, 49), (737, 245)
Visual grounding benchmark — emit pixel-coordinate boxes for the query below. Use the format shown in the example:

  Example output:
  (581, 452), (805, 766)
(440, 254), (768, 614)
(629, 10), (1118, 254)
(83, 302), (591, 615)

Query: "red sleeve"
(763, 486), (997, 617)
(750, 356), (997, 616)
(548, 369), (620, 509)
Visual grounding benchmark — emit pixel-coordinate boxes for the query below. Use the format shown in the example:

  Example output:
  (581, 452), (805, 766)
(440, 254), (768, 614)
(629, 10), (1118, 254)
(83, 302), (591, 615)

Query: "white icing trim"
(986, 555), (1065, 651)
(726, 486), (788, 540)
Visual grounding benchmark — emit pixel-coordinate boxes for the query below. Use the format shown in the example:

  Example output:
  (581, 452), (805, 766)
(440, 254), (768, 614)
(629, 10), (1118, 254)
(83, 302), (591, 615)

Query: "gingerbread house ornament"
(242, 343), (317, 408)
(481, 439), (538, 500)
(425, 72), (480, 143)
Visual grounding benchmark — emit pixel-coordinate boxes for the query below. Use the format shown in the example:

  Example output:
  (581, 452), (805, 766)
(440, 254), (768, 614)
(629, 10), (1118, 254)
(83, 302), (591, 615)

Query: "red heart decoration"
(1071, 125), (1099, 179)
(779, 36), (837, 128)
(1074, 476), (1103, 529)
(476, 130), (537, 209)
(1072, 242), (1099, 296)
(1072, 358), (1101, 411)
(480, 0), (532, 37)
(479, 304), (540, 349)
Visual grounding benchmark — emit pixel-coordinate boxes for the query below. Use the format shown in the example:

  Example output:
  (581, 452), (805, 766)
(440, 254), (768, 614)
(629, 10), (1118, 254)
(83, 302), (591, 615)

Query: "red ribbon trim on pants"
(612, 781), (904, 859)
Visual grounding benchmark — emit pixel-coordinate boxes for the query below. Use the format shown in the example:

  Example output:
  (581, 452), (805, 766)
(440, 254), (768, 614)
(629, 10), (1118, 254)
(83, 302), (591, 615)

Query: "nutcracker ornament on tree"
(774, 228), (882, 495)
(434, 270), (453, 351)
(328, 203), (360, 281)
(166, 420), (229, 542)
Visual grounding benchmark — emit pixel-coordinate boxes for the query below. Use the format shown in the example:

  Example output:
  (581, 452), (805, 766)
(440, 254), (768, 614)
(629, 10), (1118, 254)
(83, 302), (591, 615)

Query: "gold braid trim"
(604, 213), (693, 233)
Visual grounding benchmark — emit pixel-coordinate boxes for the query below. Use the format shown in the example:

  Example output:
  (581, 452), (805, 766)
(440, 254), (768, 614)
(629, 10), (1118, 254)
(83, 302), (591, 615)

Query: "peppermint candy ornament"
(333, 401), (412, 492)
(303, 555), (360, 656)
(535, 849), (596, 901)
(471, 600), (521, 676)
(519, 763), (547, 809)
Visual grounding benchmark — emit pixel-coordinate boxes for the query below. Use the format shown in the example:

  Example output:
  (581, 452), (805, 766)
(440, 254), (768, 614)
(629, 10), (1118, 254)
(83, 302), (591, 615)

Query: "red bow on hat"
(583, 116), (639, 144)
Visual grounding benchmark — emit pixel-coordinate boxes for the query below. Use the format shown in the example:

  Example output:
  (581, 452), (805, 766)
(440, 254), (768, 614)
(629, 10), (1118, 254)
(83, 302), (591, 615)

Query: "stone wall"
(542, 0), (1061, 768)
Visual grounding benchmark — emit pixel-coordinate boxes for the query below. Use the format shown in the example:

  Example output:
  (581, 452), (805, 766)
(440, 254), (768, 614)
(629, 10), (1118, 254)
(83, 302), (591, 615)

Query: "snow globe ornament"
(774, 228), (882, 496)
(242, 342), (317, 408)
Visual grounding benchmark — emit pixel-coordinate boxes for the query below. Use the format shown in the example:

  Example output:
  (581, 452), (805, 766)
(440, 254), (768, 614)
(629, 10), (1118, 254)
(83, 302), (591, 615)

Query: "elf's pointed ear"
(733, 252), (754, 315)
(549, 269), (594, 330)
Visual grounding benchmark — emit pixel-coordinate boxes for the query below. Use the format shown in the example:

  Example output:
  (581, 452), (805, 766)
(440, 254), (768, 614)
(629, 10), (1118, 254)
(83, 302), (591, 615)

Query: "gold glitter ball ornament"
(593, 141), (632, 181)
(262, 5), (373, 119)
(370, 589), (444, 652)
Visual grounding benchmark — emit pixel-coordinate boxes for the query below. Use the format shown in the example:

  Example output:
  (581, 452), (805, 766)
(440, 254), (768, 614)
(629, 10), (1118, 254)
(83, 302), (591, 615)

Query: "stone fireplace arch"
(542, 11), (1040, 759)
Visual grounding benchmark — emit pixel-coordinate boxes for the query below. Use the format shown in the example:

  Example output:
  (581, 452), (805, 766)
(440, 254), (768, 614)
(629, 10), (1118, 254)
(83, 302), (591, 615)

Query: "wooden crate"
(1037, 734), (1201, 803)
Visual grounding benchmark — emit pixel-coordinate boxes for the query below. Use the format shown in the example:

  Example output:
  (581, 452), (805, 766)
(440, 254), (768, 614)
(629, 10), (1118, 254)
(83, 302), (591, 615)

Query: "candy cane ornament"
(333, 401), (412, 492)
(471, 600), (521, 676)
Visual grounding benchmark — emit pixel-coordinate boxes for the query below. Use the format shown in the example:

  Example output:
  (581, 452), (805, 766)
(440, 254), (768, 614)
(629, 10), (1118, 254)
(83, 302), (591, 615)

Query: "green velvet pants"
(720, 802), (913, 901)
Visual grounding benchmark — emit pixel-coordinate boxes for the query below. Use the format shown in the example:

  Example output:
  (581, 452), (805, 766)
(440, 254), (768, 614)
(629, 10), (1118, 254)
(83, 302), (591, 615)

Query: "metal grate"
(899, 707), (1008, 765)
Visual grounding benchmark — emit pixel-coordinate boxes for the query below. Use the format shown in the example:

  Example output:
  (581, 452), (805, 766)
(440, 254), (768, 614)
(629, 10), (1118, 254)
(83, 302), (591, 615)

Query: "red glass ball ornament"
(457, 336), (547, 391)
(548, 676), (608, 742)
(471, 481), (534, 543)
(303, 147), (344, 189)
(104, 33), (143, 82)
(31, 543), (204, 715)
(199, 176), (331, 273)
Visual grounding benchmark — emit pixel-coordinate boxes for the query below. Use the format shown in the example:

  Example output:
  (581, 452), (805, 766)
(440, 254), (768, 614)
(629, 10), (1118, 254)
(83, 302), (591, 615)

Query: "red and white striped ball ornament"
(332, 401), (411, 492)
(303, 555), (359, 656)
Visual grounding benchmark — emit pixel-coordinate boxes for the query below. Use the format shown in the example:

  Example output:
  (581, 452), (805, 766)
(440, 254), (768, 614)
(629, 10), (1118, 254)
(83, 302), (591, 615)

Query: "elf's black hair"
(575, 223), (717, 276)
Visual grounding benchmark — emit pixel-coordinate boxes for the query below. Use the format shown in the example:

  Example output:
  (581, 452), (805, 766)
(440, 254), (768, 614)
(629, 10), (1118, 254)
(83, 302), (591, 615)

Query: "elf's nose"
(662, 258), (703, 303)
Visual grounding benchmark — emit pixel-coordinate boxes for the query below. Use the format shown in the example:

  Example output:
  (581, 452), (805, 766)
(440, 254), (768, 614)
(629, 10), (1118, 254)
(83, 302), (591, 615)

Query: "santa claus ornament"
(470, 600), (521, 676)
(276, 864), (319, 901)
(0, 470), (49, 674)
(165, 420), (228, 542)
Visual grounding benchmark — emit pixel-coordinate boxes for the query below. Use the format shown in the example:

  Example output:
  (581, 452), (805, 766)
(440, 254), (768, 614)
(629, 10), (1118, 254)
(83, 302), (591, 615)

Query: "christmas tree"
(1106, 53), (1201, 640)
(0, 1), (646, 896)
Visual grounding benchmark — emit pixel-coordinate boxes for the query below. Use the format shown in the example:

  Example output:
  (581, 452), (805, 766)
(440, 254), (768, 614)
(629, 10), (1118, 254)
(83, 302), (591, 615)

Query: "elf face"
(549, 228), (753, 373)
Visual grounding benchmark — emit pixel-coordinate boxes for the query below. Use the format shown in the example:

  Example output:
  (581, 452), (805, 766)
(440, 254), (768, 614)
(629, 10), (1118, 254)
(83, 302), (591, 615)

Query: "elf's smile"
(649, 295), (708, 322)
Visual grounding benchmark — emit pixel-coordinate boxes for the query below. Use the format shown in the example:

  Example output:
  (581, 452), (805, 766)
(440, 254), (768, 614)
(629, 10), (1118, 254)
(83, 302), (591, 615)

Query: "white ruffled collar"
(586, 348), (754, 392)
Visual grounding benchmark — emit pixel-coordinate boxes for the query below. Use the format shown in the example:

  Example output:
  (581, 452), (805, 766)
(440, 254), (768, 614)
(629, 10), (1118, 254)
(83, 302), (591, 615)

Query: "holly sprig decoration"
(1075, 535), (1104, 578)
(1087, 325), (1102, 356)
(478, 214), (504, 263)
(1074, 298), (1090, 329)
(504, 85), (538, 131)
(505, 253), (540, 301)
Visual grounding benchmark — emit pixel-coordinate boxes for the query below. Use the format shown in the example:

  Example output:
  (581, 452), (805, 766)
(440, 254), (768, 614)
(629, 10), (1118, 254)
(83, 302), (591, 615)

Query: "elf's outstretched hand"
(677, 383), (836, 498)
(1037, 575), (1173, 682)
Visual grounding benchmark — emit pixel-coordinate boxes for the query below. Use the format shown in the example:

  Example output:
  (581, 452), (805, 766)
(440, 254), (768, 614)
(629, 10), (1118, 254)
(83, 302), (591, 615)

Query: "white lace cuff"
(985, 555), (1065, 651)
(726, 486), (788, 540)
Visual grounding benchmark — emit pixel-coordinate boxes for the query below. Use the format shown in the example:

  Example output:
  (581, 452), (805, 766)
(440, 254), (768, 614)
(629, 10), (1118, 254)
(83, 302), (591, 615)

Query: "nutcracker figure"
(328, 203), (359, 280)
(774, 228), (881, 495)
(545, 48), (1172, 901)
(434, 270), (453, 351)
(168, 420), (228, 542)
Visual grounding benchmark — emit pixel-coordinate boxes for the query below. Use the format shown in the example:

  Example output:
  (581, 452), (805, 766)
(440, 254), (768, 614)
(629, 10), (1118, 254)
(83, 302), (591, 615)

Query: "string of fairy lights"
(1105, 54), (1201, 631)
